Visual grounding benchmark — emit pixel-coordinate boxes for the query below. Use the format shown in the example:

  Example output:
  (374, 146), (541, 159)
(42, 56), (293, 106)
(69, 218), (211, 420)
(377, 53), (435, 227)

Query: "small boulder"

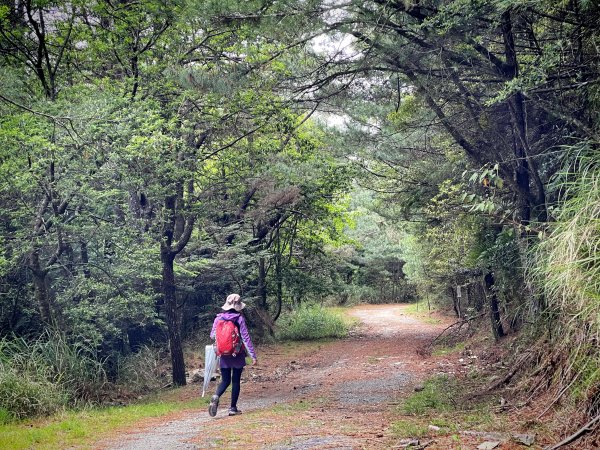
(398, 438), (420, 448)
(477, 442), (500, 450)
(512, 433), (535, 446)
(190, 369), (203, 383)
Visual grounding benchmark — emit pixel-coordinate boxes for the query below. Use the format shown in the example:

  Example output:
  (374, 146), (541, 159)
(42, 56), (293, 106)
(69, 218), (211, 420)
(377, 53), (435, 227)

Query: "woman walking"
(208, 294), (257, 417)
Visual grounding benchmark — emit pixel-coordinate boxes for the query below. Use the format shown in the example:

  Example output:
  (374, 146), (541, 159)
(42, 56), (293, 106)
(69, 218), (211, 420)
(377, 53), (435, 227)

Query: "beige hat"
(221, 293), (246, 312)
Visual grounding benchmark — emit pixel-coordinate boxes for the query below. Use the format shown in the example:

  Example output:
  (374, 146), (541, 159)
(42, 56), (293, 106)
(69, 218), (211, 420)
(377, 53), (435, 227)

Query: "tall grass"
(533, 148), (600, 411)
(116, 345), (167, 392)
(0, 370), (66, 421)
(0, 331), (107, 421)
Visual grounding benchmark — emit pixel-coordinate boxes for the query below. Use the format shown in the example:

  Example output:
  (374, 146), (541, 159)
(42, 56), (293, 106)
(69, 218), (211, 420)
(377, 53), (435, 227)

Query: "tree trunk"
(173, 181), (185, 241)
(258, 256), (267, 310)
(30, 250), (52, 324)
(449, 286), (461, 318)
(81, 240), (90, 278)
(510, 96), (532, 223)
(273, 237), (283, 322)
(159, 180), (195, 386)
(161, 250), (186, 386)
(501, 9), (547, 223)
(484, 272), (505, 340)
(470, 282), (485, 312)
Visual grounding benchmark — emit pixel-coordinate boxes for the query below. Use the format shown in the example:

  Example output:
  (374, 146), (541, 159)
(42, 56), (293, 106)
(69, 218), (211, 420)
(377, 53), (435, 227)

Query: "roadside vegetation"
(392, 374), (524, 447)
(0, 394), (206, 450)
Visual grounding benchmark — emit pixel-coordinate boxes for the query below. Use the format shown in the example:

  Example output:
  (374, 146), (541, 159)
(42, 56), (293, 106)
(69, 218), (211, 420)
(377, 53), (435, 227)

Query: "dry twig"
(420, 312), (486, 355)
(544, 414), (600, 450)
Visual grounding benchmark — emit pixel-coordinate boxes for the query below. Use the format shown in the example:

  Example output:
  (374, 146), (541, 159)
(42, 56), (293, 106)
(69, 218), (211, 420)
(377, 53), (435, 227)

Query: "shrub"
(30, 332), (106, 402)
(276, 305), (349, 341)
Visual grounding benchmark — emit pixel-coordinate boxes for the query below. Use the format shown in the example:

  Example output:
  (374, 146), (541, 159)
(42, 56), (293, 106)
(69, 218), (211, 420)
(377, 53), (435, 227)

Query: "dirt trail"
(97, 304), (451, 450)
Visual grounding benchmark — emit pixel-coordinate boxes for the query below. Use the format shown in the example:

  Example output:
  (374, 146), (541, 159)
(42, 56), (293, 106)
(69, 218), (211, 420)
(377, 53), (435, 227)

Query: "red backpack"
(215, 318), (243, 357)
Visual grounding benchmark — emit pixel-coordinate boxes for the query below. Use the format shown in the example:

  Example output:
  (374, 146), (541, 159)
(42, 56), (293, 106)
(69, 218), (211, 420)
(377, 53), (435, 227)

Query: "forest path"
(97, 304), (452, 450)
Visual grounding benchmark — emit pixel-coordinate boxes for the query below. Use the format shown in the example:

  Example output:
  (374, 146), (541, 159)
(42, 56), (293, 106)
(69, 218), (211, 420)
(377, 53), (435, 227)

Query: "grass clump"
(390, 419), (429, 438)
(403, 301), (441, 325)
(116, 345), (168, 393)
(276, 305), (349, 341)
(432, 342), (466, 357)
(0, 370), (67, 421)
(393, 375), (502, 446)
(0, 331), (106, 421)
(0, 333), (173, 422)
(397, 373), (503, 439)
(402, 375), (457, 415)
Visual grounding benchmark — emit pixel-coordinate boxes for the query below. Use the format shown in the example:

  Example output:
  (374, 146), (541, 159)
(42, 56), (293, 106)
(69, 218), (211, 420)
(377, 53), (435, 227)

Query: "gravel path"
(103, 396), (279, 450)
(97, 304), (447, 450)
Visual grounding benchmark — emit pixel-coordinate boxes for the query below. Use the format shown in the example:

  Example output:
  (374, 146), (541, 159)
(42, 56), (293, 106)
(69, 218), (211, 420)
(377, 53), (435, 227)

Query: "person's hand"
(251, 358), (257, 366)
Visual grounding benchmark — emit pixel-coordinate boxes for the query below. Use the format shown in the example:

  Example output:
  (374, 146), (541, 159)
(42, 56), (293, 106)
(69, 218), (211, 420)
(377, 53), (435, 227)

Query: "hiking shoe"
(228, 407), (242, 416)
(208, 395), (219, 417)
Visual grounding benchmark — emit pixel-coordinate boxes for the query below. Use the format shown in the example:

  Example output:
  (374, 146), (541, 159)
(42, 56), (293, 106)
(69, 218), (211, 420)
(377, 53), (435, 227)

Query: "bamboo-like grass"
(533, 149), (600, 411)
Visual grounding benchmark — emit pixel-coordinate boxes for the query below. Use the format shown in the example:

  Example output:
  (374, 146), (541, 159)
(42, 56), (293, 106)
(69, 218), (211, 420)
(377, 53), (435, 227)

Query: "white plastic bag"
(202, 344), (219, 397)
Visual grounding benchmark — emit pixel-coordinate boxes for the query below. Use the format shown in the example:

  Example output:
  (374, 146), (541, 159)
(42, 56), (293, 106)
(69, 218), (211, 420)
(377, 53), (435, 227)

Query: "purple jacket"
(210, 311), (257, 368)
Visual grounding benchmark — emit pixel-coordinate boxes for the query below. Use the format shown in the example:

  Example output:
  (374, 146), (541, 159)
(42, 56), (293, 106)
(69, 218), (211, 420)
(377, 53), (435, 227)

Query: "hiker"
(208, 293), (257, 417)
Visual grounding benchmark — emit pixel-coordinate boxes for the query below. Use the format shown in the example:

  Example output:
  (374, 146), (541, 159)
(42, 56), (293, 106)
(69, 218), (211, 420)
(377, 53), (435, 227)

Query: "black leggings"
(216, 367), (243, 408)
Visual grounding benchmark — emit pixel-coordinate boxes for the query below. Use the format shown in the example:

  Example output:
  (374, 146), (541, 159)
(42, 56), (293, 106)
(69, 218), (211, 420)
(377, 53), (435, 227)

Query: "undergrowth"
(115, 345), (168, 393)
(403, 301), (441, 325)
(0, 332), (169, 422)
(275, 305), (349, 341)
(392, 374), (502, 442)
